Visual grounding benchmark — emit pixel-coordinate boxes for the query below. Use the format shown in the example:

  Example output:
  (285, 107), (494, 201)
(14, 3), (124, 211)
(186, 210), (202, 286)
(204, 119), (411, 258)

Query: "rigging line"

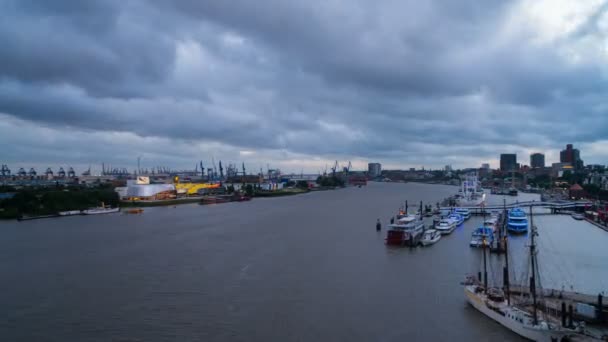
(538, 220), (575, 288)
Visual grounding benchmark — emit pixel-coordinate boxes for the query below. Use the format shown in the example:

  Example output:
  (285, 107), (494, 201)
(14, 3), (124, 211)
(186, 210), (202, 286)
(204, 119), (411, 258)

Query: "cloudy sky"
(1, 0), (608, 174)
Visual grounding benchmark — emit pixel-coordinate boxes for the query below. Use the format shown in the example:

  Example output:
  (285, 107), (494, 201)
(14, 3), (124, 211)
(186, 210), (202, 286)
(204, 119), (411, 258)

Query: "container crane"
(18, 167), (27, 177)
(330, 160), (338, 178)
(68, 167), (75, 178)
(58, 167), (66, 178)
(45, 167), (53, 177)
(0, 164), (10, 177)
(28, 168), (37, 177)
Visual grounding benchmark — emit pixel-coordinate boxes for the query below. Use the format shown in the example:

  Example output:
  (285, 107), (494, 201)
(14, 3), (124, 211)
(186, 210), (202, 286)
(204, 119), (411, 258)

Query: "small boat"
(386, 216), (425, 247)
(470, 227), (494, 247)
(435, 219), (457, 235)
(82, 206), (120, 215)
(447, 213), (464, 226)
(571, 213), (584, 220)
(483, 217), (498, 230)
(58, 210), (82, 216)
(507, 208), (528, 234)
(508, 188), (518, 196)
(454, 208), (471, 220)
(125, 208), (144, 214)
(421, 229), (441, 246)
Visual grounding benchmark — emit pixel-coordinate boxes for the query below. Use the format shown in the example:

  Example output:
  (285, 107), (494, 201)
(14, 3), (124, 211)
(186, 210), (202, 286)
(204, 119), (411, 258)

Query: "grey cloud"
(0, 0), (607, 170)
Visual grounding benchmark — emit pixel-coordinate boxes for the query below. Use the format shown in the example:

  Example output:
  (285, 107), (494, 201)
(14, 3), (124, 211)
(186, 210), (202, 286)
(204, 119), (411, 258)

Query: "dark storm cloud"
(0, 0), (607, 170)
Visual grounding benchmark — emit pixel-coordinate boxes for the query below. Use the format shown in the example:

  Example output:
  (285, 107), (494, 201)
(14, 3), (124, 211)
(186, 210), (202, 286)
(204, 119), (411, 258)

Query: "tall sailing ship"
(462, 207), (593, 341)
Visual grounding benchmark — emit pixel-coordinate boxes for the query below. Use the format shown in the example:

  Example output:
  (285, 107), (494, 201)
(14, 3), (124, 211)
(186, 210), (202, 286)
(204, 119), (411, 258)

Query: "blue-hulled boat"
(470, 226), (494, 247)
(447, 213), (464, 226)
(454, 208), (471, 220)
(507, 207), (528, 234)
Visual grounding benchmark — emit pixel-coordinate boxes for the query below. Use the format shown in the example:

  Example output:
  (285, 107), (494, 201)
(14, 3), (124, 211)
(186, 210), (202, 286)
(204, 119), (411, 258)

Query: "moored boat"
(470, 226), (494, 247)
(507, 207), (528, 234)
(454, 208), (471, 220)
(83, 203), (119, 215)
(571, 213), (584, 220)
(447, 213), (464, 226)
(435, 218), (457, 235)
(200, 195), (232, 205)
(421, 229), (441, 246)
(385, 215), (425, 247)
(58, 210), (82, 216)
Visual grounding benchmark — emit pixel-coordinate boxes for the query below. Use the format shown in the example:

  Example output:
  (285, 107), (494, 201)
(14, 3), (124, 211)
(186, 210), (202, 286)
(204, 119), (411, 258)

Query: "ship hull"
(465, 287), (573, 341)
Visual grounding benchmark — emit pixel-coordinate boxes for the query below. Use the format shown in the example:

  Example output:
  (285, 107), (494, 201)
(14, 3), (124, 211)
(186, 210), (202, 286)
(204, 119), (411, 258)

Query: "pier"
(440, 200), (592, 216)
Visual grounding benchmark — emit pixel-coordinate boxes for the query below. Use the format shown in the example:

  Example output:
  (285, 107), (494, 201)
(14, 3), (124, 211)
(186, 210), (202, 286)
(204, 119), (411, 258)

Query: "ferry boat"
(435, 218), (457, 235)
(385, 215), (425, 247)
(469, 226), (494, 247)
(463, 209), (587, 341)
(454, 208), (471, 220)
(421, 229), (441, 246)
(507, 208), (528, 234)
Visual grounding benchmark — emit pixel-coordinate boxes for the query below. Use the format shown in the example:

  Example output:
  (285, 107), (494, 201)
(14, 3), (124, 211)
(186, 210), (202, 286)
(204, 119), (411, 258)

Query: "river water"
(1, 182), (607, 341)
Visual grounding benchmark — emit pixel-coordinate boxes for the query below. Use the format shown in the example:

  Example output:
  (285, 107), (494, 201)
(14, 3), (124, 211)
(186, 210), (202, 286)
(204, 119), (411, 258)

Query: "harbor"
(2, 182), (607, 341)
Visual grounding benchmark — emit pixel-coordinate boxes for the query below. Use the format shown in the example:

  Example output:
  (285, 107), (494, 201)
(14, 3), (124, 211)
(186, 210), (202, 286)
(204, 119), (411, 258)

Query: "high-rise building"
(500, 154), (517, 172)
(530, 153), (545, 168)
(481, 163), (490, 170)
(560, 144), (583, 169)
(368, 163), (381, 177)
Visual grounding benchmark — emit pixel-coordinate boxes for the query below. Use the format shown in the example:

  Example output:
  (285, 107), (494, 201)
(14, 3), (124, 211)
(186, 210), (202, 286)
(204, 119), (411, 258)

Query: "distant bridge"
(441, 200), (593, 215)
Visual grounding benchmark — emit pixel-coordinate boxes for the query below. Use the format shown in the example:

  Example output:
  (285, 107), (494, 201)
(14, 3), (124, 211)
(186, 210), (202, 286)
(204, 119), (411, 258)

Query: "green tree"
(296, 180), (309, 189)
(245, 184), (254, 197)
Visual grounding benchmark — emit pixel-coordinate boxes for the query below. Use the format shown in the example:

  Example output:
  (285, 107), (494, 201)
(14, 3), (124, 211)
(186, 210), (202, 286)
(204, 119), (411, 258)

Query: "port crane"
(1, 164), (10, 177)
(330, 160), (339, 178)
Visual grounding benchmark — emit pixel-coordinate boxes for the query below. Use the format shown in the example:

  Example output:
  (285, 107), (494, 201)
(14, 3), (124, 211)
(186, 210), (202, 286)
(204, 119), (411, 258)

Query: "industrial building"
(368, 163), (382, 177)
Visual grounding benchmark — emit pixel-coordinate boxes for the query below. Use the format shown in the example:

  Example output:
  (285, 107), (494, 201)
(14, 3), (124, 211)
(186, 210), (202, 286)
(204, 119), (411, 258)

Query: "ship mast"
(503, 199), (510, 305)
(529, 205), (538, 325)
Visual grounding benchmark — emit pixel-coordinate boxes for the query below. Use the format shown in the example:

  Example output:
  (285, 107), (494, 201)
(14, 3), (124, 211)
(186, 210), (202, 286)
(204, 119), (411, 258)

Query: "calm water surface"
(1, 183), (607, 341)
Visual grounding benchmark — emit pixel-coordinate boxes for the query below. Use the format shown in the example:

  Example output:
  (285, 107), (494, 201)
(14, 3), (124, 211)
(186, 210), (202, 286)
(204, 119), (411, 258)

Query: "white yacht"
(454, 208), (471, 220)
(421, 229), (441, 246)
(434, 219), (456, 235)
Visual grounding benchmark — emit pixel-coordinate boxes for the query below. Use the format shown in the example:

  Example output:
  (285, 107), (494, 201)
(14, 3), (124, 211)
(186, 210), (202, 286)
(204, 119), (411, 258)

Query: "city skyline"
(1, 1), (608, 173)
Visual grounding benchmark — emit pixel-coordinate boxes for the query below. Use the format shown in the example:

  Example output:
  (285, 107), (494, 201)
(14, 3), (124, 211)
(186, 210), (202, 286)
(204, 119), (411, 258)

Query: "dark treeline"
(0, 186), (119, 219)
